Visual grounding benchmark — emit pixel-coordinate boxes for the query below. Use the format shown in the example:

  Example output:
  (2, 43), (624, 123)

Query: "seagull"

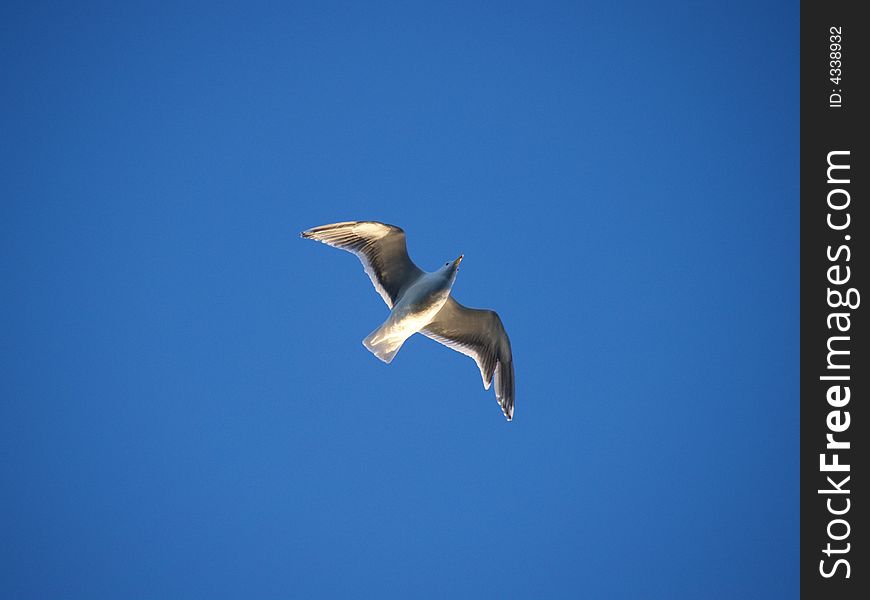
(301, 221), (515, 421)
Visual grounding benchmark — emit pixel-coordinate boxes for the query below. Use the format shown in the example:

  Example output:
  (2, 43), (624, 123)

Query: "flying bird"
(301, 221), (514, 421)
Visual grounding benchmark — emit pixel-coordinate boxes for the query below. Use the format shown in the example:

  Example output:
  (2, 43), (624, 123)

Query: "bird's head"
(441, 254), (463, 279)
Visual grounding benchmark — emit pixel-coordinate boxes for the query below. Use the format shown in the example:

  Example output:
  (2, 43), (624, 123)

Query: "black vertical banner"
(801, 1), (867, 597)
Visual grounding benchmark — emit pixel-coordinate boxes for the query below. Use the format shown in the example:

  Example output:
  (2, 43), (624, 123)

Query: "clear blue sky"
(2, 1), (798, 598)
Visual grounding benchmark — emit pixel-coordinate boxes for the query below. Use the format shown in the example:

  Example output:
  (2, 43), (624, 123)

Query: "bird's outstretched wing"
(422, 297), (515, 421)
(301, 221), (423, 308)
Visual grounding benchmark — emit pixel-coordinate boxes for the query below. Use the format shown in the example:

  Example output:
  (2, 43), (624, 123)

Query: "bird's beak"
(454, 254), (464, 267)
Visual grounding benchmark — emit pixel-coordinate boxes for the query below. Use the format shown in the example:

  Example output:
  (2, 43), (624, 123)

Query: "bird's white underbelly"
(385, 301), (442, 337)
(382, 287), (449, 338)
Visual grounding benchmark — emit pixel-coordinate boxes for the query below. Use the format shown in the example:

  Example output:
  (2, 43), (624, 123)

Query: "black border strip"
(801, 1), (867, 596)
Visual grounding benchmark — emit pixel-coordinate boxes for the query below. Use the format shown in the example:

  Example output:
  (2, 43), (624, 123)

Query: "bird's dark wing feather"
(422, 297), (514, 421)
(301, 221), (423, 308)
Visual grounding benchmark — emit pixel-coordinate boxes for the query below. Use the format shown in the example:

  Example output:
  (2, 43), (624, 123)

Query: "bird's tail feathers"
(362, 324), (407, 364)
